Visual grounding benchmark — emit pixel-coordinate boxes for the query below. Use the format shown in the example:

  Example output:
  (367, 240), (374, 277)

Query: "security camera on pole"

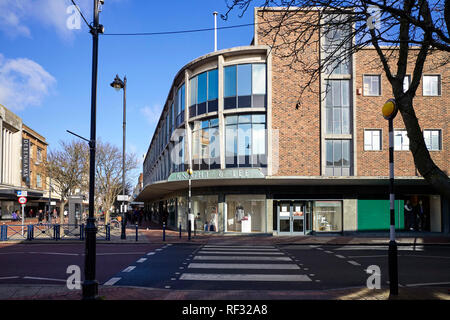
(382, 98), (399, 296)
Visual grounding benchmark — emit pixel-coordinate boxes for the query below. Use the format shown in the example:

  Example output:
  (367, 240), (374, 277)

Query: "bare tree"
(93, 140), (138, 224)
(46, 140), (88, 224)
(223, 0), (450, 198)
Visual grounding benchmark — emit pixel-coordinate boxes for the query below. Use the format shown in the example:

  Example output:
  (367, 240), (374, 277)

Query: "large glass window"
(224, 64), (267, 109)
(322, 21), (351, 75)
(191, 118), (220, 170)
(325, 139), (351, 176)
(325, 80), (350, 134)
(189, 69), (219, 117)
(364, 129), (382, 151)
(226, 195), (266, 232)
(313, 201), (342, 232)
(225, 114), (267, 168)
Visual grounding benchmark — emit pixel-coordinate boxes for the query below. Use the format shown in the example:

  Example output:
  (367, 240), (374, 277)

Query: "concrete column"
(266, 199), (273, 233)
(218, 55), (225, 169)
(343, 199), (357, 232)
(266, 49), (273, 176)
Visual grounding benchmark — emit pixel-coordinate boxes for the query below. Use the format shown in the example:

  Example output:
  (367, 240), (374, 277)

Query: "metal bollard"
(80, 224), (85, 240)
(55, 225), (60, 240)
(179, 223), (181, 239)
(135, 224), (138, 242)
(27, 225), (33, 241)
(0, 225), (6, 241)
(163, 222), (166, 242)
(188, 221), (191, 241)
(106, 224), (110, 241)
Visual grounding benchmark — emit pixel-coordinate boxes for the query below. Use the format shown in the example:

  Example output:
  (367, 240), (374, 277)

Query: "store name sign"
(22, 139), (30, 184)
(168, 168), (265, 182)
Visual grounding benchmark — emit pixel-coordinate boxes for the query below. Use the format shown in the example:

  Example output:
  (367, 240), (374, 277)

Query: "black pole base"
(120, 221), (126, 240)
(388, 240), (399, 296)
(82, 280), (99, 300)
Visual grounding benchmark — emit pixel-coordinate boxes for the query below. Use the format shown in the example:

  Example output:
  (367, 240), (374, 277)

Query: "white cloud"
(0, 0), (91, 40)
(140, 104), (162, 126)
(0, 54), (56, 110)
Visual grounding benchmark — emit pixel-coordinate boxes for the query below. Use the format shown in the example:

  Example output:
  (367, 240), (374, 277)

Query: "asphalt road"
(0, 243), (449, 291)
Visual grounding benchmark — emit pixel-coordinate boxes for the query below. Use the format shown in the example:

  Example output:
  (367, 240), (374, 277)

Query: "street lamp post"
(187, 168), (193, 240)
(82, 0), (104, 300)
(382, 98), (399, 296)
(110, 74), (127, 240)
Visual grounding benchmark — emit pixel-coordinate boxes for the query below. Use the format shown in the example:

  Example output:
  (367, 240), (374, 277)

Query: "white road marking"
(137, 258), (147, 263)
(316, 248), (324, 251)
(156, 249), (163, 251)
(23, 276), (67, 283)
(96, 252), (145, 256)
(198, 251), (284, 255)
(165, 286), (171, 289)
(405, 281), (450, 287)
(348, 255), (387, 258)
(204, 245), (275, 249)
(324, 251), (333, 254)
(147, 252), (155, 255)
(0, 276), (20, 280)
(347, 260), (361, 266)
(201, 248), (279, 252)
(122, 266), (136, 273)
(187, 263), (300, 270)
(335, 255), (346, 259)
(194, 256), (292, 261)
(179, 273), (312, 282)
(103, 277), (121, 286)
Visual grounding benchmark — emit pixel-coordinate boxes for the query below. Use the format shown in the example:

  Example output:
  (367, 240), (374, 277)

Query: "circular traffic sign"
(18, 196), (27, 204)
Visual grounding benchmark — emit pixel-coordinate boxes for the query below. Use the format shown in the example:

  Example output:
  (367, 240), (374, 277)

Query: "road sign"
(18, 196), (27, 204)
(117, 195), (129, 202)
(17, 191), (28, 197)
(50, 201), (56, 206)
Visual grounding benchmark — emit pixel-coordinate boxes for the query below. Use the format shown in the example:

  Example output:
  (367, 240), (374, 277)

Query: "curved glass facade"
(189, 69), (218, 118)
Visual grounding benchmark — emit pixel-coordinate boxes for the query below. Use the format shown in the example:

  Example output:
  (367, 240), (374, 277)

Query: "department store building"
(136, 8), (449, 235)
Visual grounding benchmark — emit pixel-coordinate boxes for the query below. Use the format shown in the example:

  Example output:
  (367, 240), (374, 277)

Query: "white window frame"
(394, 130), (409, 151)
(423, 75), (441, 96)
(423, 129), (442, 151)
(363, 75), (381, 96)
(364, 129), (382, 151)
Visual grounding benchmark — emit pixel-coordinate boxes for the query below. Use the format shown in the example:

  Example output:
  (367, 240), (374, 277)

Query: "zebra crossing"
(178, 245), (313, 285)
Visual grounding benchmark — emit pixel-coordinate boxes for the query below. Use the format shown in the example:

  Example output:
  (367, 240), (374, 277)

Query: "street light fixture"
(110, 74), (127, 240)
(382, 98), (399, 296)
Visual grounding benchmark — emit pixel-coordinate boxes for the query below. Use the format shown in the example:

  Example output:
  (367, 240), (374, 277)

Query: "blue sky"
(0, 0), (255, 182)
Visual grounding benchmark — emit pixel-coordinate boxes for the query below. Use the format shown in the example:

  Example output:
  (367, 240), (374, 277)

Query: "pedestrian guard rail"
(0, 223), (111, 241)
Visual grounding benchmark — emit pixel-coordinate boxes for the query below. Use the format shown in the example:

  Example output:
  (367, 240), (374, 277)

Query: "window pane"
(226, 115), (238, 124)
(373, 131), (380, 150)
(237, 64), (252, 96)
(238, 123), (252, 167)
(238, 114), (251, 123)
(225, 124), (238, 167)
(224, 66), (237, 97)
(364, 130), (372, 150)
(326, 140), (333, 166)
(208, 69), (218, 100)
(190, 77), (197, 106)
(252, 114), (266, 123)
(326, 107), (333, 134)
(342, 107), (350, 134)
(332, 81), (341, 106)
(333, 140), (342, 167)
(181, 84), (185, 111)
(333, 107), (341, 134)
(197, 72), (207, 104)
(252, 64), (266, 94)
(341, 80), (349, 106)
(342, 140), (350, 166)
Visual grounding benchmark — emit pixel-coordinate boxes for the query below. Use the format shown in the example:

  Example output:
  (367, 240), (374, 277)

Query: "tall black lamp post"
(110, 74), (127, 240)
(382, 98), (399, 296)
(82, 0), (104, 300)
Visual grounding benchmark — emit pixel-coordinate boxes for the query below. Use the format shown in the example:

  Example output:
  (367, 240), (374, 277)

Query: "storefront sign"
(168, 168), (265, 182)
(22, 139), (30, 185)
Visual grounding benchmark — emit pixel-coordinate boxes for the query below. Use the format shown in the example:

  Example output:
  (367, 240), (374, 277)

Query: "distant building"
(0, 104), (59, 219)
(136, 7), (448, 235)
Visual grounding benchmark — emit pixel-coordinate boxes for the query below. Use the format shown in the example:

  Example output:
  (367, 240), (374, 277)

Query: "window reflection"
(189, 69), (219, 117)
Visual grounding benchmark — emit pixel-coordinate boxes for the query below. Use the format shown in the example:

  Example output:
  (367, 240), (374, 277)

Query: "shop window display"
(192, 195), (219, 232)
(226, 195), (266, 232)
(313, 201), (342, 232)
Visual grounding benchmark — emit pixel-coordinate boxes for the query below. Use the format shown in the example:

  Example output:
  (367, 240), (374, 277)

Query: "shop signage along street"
(17, 191), (28, 197)
(18, 196), (27, 204)
(22, 139), (30, 185)
(168, 168), (265, 182)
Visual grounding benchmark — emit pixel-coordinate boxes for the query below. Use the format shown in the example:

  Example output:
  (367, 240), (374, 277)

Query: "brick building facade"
(136, 7), (449, 235)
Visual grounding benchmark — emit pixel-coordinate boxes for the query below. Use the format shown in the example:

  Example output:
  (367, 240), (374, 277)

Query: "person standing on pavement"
(404, 200), (413, 231)
(38, 209), (44, 224)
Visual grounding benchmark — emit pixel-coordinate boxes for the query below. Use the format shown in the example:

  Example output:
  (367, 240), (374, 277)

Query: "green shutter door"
(357, 200), (404, 231)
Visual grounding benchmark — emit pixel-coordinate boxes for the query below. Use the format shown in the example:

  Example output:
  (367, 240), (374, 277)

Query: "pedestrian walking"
(38, 209), (44, 224)
(404, 200), (413, 231)
(417, 200), (425, 231)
